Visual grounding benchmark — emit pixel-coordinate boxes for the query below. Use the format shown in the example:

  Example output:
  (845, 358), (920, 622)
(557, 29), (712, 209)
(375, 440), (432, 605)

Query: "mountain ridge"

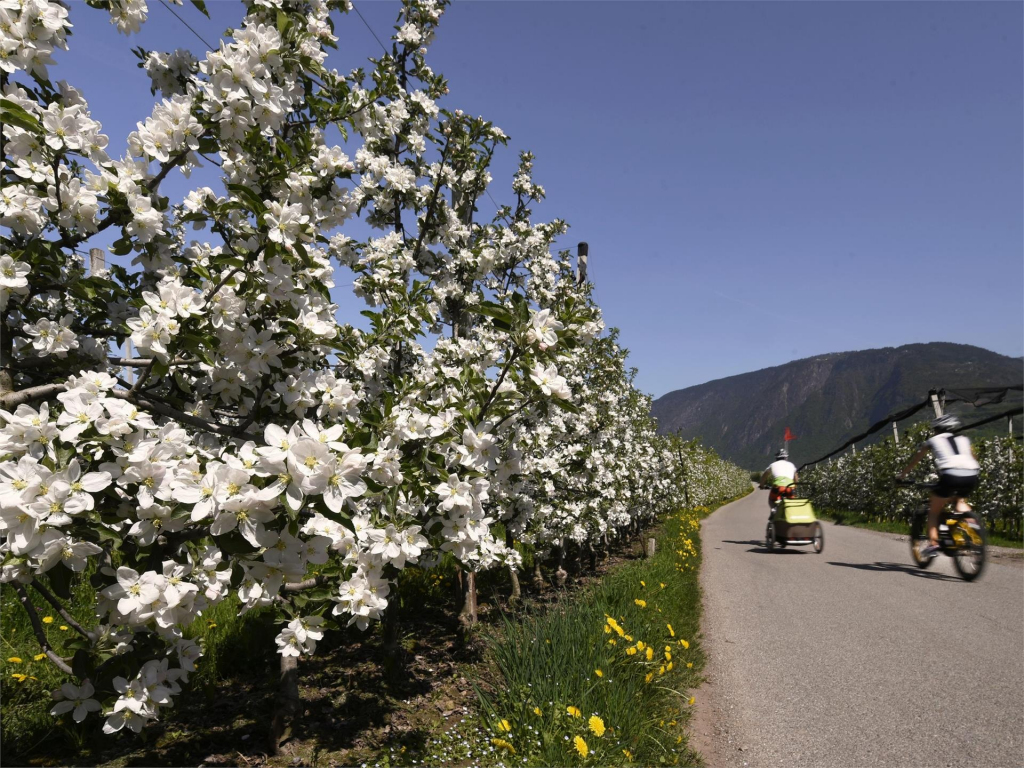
(651, 342), (1023, 469)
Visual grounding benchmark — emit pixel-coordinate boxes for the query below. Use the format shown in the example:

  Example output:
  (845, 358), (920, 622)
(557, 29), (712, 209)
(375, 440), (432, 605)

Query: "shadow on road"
(827, 561), (959, 581)
(720, 539), (809, 555)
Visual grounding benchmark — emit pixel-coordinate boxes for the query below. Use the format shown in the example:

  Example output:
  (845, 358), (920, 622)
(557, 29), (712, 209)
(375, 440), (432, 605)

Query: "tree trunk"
(505, 529), (521, 603)
(532, 560), (544, 591)
(458, 569), (477, 637)
(270, 654), (300, 755)
(382, 603), (405, 683)
(586, 541), (597, 572)
(554, 540), (567, 588)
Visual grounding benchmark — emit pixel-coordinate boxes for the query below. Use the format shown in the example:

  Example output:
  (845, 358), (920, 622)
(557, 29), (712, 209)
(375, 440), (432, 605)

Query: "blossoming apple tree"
(0, 0), (746, 741)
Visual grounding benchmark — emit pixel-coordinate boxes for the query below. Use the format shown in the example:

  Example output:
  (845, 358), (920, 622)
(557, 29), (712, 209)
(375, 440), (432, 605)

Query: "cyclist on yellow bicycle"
(897, 415), (980, 559)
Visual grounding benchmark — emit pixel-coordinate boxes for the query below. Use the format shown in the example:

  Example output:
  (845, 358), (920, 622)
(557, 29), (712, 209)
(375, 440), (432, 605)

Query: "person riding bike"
(760, 449), (798, 517)
(897, 414), (980, 560)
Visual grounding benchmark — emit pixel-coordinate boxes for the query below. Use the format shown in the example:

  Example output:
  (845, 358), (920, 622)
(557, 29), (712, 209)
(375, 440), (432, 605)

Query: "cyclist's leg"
(954, 495), (972, 514)
(927, 492), (948, 546)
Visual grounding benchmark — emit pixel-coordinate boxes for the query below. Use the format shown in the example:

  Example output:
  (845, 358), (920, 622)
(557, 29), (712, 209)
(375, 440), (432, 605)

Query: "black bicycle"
(898, 480), (987, 581)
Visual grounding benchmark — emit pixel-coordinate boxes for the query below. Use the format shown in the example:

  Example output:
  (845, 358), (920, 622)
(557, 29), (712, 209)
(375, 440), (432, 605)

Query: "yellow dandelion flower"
(7, 657), (22, 664)
(687, 662), (693, 669)
(595, 669), (603, 678)
(59, 625), (68, 631)
(623, 748), (634, 761)
(626, 646), (637, 656)
(573, 735), (589, 757)
(688, 696), (696, 705)
(667, 661), (674, 671)
(636, 641), (645, 651)
(634, 599), (647, 608)
(491, 738), (516, 755)
(640, 580), (646, 587)
(659, 665), (666, 675)
(33, 653), (46, 661)
(567, 705), (582, 718)
(680, 639), (690, 650)
(646, 647), (654, 661)
(660, 582), (666, 589)
(604, 624), (612, 634)
(645, 672), (654, 683)
(588, 715), (606, 737)
(11, 673), (28, 682)
(42, 616), (53, 624)
(667, 623), (675, 637)
(533, 706), (543, 716)
(497, 719), (511, 733)
(624, 634), (633, 642)
(608, 638), (617, 645)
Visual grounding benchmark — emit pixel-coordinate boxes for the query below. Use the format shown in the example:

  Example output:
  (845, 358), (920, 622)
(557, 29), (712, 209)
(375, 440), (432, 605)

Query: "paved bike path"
(691, 489), (1023, 768)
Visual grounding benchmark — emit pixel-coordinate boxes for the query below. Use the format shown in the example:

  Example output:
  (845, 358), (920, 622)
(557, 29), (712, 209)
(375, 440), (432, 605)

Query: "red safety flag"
(784, 427), (796, 442)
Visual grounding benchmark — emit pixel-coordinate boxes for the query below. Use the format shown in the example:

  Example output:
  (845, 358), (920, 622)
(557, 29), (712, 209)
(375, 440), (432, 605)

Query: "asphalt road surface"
(692, 489), (1023, 768)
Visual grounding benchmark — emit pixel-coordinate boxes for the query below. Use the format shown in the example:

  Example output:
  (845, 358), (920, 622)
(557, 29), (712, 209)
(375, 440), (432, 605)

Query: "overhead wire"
(351, 2), (389, 55)
(158, 0), (216, 51)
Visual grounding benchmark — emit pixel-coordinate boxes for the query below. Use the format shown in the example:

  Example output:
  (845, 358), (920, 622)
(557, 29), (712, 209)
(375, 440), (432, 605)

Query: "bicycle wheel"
(909, 512), (933, 569)
(951, 512), (986, 582)
(765, 522), (775, 551)
(812, 522), (824, 554)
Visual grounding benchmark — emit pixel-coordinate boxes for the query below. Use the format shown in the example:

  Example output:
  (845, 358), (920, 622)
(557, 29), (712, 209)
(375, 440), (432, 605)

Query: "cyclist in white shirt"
(898, 415), (980, 559)
(760, 449), (798, 516)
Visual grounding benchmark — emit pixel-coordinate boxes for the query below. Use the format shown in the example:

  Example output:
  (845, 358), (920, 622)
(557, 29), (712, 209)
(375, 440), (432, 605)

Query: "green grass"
(821, 509), (1023, 549)
(1, 573), (279, 765)
(472, 499), (744, 767)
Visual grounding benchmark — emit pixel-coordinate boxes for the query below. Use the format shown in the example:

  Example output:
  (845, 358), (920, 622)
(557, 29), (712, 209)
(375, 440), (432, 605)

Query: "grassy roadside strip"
(819, 508), (1023, 549)
(472, 491), (750, 767)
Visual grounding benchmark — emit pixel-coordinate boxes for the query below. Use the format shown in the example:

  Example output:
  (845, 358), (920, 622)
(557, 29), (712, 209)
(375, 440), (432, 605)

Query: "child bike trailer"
(766, 498), (824, 553)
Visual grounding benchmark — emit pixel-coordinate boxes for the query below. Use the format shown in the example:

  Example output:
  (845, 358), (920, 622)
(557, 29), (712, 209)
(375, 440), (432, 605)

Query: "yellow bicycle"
(901, 481), (987, 582)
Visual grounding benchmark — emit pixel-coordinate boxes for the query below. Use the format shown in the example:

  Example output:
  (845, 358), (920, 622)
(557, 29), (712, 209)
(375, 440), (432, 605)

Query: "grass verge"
(472, 496), (747, 767)
(820, 508), (1023, 549)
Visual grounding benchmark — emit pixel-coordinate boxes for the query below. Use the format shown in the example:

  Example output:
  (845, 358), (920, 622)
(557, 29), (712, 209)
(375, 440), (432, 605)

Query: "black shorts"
(934, 474), (978, 499)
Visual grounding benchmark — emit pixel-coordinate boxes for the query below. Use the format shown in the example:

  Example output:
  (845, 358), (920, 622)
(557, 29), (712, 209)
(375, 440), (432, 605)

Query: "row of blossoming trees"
(802, 425), (1022, 537)
(0, 0), (748, 741)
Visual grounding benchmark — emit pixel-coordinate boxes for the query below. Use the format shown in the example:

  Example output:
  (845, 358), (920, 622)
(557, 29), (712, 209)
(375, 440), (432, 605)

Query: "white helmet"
(776, 448), (789, 460)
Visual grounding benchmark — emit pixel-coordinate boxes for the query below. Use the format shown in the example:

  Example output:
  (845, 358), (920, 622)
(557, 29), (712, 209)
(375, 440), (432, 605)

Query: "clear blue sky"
(58, 1), (1023, 398)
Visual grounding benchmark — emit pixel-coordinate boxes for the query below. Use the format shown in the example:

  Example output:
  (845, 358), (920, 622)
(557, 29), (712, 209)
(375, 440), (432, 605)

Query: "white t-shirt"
(927, 433), (979, 477)
(767, 460), (797, 483)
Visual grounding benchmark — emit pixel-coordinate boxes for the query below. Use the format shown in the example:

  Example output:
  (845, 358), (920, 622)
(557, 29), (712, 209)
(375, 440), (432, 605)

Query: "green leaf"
(46, 565), (73, 600)
(472, 301), (514, 325)
(189, 0), (210, 17)
(72, 649), (95, 681)
(0, 99), (42, 133)
(226, 183), (267, 215)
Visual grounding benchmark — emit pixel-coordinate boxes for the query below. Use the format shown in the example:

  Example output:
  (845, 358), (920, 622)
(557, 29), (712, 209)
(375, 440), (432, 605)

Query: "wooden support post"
(929, 389), (944, 418)
(892, 421), (899, 445)
(576, 242), (589, 285)
(88, 247), (105, 276)
(646, 538), (657, 558)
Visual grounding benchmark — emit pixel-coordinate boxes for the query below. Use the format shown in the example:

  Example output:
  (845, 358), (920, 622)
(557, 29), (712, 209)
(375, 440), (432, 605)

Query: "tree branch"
(0, 383), (68, 410)
(30, 580), (97, 643)
(107, 390), (260, 442)
(13, 583), (74, 675)
(283, 576), (325, 592)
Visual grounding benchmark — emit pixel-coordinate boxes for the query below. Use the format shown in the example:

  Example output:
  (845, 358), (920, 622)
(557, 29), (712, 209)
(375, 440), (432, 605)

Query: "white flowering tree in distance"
(0, 0), (747, 748)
